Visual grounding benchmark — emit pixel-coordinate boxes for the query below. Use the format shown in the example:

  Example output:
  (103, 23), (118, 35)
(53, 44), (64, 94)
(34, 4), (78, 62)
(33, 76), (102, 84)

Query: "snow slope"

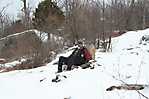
(0, 29), (149, 99)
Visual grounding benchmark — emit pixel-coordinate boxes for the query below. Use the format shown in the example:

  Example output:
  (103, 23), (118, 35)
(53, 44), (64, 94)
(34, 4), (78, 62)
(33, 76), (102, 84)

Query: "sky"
(0, 0), (107, 20)
(0, 0), (43, 20)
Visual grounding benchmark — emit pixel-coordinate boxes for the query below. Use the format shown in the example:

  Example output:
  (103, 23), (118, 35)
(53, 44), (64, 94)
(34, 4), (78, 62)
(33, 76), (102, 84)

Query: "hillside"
(0, 29), (149, 99)
(0, 29), (65, 69)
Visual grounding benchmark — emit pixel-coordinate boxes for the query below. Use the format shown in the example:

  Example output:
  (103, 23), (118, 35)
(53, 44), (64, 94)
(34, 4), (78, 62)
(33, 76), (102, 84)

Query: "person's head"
(77, 41), (84, 48)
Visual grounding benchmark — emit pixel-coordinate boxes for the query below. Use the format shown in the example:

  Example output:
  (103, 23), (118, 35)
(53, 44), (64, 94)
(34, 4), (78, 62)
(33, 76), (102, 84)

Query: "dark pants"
(58, 54), (87, 72)
(58, 56), (74, 72)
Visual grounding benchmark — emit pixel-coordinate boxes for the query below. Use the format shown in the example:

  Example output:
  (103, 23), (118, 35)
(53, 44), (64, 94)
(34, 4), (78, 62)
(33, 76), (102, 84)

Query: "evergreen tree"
(33, 0), (64, 34)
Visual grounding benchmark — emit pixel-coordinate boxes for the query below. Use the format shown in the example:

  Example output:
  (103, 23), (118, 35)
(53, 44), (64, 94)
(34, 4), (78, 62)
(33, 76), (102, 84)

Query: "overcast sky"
(0, 0), (43, 20)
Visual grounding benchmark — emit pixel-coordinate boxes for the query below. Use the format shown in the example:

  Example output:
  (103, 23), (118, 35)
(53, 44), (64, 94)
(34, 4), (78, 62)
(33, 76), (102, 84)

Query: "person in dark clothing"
(57, 41), (92, 73)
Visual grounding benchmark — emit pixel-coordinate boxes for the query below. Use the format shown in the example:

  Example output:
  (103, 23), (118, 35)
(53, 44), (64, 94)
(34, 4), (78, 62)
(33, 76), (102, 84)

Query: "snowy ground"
(1, 29), (149, 99)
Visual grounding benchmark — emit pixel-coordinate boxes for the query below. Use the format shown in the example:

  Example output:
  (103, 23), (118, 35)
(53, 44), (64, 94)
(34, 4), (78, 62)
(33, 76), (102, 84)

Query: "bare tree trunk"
(102, 0), (107, 52)
(63, 0), (80, 44)
(125, 0), (135, 30)
(107, 3), (113, 51)
(143, 0), (146, 29)
(0, 4), (10, 38)
(22, 0), (27, 28)
(21, 0), (32, 30)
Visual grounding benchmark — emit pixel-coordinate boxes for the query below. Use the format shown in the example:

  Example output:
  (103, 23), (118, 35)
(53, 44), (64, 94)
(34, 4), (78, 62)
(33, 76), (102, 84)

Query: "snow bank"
(112, 29), (149, 52)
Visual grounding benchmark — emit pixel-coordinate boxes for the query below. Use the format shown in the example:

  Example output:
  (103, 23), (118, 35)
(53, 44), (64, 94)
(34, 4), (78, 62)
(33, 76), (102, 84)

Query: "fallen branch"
(108, 76), (149, 99)
(106, 84), (144, 91)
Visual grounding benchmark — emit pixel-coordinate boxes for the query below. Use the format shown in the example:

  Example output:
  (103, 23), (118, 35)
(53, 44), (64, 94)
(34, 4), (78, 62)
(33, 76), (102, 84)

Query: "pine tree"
(33, 0), (64, 34)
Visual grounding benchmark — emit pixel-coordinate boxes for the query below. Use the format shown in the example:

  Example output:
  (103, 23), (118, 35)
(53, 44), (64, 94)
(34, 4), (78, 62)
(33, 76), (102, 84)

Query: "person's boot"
(57, 65), (62, 73)
(81, 63), (91, 69)
(52, 75), (61, 82)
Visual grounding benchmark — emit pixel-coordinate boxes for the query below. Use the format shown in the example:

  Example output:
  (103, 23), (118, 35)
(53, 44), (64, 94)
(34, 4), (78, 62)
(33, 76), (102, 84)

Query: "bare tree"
(52, 0), (149, 49)
(20, 0), (32, 30)
(0, 3), (11, 38)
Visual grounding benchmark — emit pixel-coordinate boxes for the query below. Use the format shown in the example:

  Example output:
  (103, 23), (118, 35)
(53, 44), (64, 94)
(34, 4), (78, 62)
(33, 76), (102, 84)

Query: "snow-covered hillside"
(0, 29), (65, 68)
(0, 29), (149, 99)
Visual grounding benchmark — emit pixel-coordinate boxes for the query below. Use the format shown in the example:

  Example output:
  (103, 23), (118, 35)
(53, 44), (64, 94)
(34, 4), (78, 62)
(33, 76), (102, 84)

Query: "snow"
(1, 29), (149, 99)
(0, 29), (66, 46)
(34, 30), (48, 42)
(4, 58), (26, 67)
(0, 29), (48, 42)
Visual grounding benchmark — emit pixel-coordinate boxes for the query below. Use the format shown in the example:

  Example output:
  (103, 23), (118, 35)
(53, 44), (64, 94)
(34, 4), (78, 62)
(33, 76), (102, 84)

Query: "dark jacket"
(68, 47), (90, 66)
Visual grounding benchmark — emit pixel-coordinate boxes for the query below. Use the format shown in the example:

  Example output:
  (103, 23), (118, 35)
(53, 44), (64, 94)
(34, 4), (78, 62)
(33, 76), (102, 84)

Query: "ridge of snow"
(0, 29), (37, 41)
(0, 29), (64, 43)
(0, 29), (49, 42)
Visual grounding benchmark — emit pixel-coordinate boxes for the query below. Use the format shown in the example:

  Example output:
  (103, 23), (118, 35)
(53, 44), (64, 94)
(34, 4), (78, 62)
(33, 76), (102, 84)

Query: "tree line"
(1, 0), (149, 44)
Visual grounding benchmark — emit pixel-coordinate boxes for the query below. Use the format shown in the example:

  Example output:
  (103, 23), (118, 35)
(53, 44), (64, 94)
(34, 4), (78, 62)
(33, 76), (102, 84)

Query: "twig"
(40, 77), (46, 82)
(112, 76), (149, 99)
(137, 90), (149, 99)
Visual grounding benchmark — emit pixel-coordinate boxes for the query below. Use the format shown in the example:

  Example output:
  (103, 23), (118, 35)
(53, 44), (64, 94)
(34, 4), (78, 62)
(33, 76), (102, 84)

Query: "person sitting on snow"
(57, 41), (92, 73)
